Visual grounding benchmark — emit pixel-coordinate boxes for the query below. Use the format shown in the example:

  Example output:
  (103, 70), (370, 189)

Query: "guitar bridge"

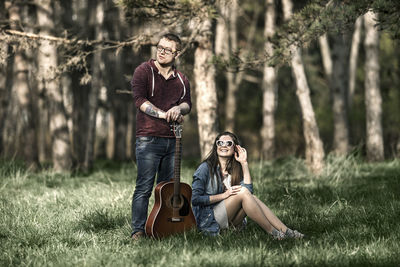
(169, 217), (183, 222)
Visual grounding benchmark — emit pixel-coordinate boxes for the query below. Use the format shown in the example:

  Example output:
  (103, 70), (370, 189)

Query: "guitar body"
(145, 180), (196, 238)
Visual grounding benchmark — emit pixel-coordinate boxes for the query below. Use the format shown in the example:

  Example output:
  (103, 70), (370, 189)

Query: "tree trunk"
(364, 11), (384, 161)
(83, 1), (104, 171)
(331, 33), (350, 154)
(215, 0), (238, 132)
(58, 2), (74, 166)
(223, 0), (238, 132)
(0, 2), (9, 155)
(95, 86), (109, 159)
(126, 99), (135, 159)
(260, 0), (278, 160)
(61, 74), (73, 146)
(0, 49), (10, 157)
(282, 0), (325, 174)
(318, 34), (332, 82)
(397, 138), (400, 158)
(348, 16), (362, 108)
(113, 93), (129, 161)
(319, 32), (351, 155)
(0, 44), (7, 155)
(36, 0), (72, 171)
(110, 6), (129, 162)
(106, 112), (115, 159)
(215, 0), (229, 57)
(67, 0), (90, 168)
(72, 80), (89, 167)
(194, 18), (219, 158)
(6, 1), (38, 168)
(37, 78), (51, 163)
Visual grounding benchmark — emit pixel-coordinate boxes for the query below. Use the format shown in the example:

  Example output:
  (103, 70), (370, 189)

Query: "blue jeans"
(131, 136), (176, 235)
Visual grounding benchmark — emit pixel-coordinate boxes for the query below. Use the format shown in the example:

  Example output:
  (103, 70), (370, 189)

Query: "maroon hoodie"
(131, 59), (192, 138)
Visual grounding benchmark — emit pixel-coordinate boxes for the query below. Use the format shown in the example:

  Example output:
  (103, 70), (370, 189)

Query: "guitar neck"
(173, 137), (181, 196)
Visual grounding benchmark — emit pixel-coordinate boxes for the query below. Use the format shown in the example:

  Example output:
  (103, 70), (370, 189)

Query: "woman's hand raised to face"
(234, 145), (247, 164)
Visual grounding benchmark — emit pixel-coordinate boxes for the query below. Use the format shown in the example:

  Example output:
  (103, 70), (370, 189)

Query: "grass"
(0, 156), (399, 266)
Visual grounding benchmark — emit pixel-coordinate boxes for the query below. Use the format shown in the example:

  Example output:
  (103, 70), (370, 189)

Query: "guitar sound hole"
(179, 195), (190, 216)
(170, 195), (190, 216)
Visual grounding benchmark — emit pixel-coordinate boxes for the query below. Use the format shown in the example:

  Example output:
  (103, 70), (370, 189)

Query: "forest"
(0, 0), (400, 173)
(1, 1), (400, 266)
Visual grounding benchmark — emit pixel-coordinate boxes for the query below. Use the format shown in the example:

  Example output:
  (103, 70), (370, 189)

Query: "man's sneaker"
(285, 228), (304, 239)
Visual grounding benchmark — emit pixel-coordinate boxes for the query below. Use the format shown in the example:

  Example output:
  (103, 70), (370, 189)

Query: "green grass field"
(1, 156), (399, 266)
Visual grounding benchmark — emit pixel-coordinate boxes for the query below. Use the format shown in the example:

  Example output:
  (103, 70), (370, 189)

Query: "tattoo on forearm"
(145, 105), (159, 118)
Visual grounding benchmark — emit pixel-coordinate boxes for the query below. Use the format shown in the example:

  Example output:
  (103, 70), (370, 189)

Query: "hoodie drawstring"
(150, 65), (186, 99)
(177, 73), (186, 99)
(150, 66), (155, 97)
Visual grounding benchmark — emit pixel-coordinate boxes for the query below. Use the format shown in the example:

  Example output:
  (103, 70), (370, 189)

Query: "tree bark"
(0, 45), (7, 155)
(364, 11), (384, 161)
(331, 33), (350, 154)
(215, 0), (238, 132)
(215, 0), (229, 57)
(348, 16), (362, 108)
(109, 6), (129, 162)
(95, 86), (109, 159)
(106, 112), (115, 159)
(194, 18), (219, 158)
(36, 0), (72, 171)
(260, 0), (278, 160)
(57, 0), (75, 163)
(223, 0), (238, 132)
(318, 34), (332, 82)
(397, 139), (400, 158)
(319, 32), (351, 155)
(83, 1), (104, 171)
(6, 1), (38, 168)
(0, 2), (9, 155)
(282, 0), (325, 174)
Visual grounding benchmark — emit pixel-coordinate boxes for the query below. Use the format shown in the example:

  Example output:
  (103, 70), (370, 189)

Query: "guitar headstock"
(172, 123), (182, 138)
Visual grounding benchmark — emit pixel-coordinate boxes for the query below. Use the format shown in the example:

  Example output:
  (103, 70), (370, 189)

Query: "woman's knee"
(227, 187), (251, 202)
(238, 186), (251, 196)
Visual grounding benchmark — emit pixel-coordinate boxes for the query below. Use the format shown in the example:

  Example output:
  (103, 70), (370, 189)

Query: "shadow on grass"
(264, 163), (400, 242)
(78, 208), (128, 233)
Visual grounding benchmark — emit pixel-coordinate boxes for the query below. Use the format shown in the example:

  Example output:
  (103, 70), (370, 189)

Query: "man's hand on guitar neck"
(165, 106), (182, 122)
(166, 102), (190, 123)
(140, 101), (185, 123)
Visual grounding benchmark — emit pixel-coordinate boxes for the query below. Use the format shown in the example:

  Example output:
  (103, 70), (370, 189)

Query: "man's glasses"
(156, 45), (176, 55)
(216, 140), (234, 147)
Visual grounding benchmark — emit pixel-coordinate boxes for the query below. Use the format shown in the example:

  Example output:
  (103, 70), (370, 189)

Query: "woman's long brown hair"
(203, 132), (244, 190)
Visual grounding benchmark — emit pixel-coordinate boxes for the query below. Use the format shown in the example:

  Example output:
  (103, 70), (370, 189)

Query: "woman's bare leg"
(253, 196), (288, 232)
(224, 187), (276, 234)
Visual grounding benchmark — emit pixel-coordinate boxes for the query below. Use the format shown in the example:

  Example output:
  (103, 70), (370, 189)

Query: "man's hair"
(160, 33), (182, 51)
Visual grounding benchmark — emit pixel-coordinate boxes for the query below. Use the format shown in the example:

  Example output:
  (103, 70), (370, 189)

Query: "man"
(130, 33), (192, 240)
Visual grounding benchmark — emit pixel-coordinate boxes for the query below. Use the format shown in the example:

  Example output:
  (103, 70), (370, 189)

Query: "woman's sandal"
(271, 229), (286, 240)
(285, 228), (304, 239)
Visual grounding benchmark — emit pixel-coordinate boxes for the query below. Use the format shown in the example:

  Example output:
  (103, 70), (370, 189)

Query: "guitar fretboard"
(173, 136), (181, 199)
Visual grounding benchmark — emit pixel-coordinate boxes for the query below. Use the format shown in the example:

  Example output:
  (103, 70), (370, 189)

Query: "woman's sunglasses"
(216, 140), (234, 147)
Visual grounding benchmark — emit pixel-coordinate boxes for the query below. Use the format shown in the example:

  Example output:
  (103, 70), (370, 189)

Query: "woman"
(191, 132), (304, 239)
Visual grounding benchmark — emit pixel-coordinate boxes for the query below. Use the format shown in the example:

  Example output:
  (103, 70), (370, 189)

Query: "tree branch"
(2, 29), (154, 47)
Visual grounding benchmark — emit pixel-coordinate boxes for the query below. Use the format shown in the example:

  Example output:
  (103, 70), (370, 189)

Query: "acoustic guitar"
(145, 123), (196, 238)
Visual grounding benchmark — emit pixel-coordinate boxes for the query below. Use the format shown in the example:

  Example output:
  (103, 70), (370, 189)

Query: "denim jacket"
(191, 162), (254, 235)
